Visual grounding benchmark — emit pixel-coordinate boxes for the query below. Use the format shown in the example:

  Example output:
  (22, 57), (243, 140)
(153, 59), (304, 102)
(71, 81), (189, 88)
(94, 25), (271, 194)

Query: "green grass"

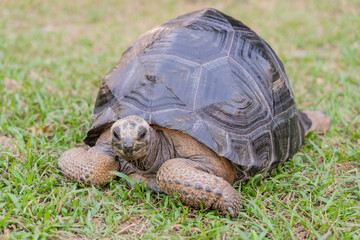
(1, 0), (359, 239)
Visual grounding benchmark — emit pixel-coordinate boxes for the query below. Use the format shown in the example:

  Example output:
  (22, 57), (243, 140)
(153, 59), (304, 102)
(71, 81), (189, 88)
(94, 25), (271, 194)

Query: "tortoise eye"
(138, 126), (146, 140)
(113, 127), (120, 139)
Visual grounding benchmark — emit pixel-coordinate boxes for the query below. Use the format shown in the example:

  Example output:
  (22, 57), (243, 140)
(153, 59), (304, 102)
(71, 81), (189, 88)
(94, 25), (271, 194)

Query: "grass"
(0, 0), (359, 239)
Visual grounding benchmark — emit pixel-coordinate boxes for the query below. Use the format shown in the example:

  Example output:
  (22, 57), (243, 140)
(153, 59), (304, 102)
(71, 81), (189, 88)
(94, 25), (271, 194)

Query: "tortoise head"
(110, 116), (152, 162)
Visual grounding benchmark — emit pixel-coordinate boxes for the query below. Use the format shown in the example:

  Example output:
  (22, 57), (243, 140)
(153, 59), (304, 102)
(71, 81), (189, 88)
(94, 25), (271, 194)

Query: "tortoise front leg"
(58, 146), (120, 185)
(157, 158), (242, 217)
(58, 146), (162, 192)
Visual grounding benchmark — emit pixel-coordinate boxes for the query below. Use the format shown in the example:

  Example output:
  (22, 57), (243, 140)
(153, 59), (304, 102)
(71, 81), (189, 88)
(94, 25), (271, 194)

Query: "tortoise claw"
(127, 173), (164, 193)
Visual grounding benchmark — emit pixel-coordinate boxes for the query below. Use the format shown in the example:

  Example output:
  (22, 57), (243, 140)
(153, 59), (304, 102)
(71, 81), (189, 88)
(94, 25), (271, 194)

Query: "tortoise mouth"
(112, 142), (148, 162)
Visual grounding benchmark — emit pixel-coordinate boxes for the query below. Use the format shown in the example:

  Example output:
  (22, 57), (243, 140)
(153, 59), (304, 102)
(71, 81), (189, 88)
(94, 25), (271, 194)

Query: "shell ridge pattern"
(113, 61), (144, 102)
(130, 25), (178, 59)
(138, 53), (200, 66)
(275, 106), (296, 163)
(229, 32), (277, 116)
(246, 39), (295, 116)
(192, 66), (204, 110)
(227, 31), (236, 55)
(120, 9), (205, 65)
(260, 39), (294, 100)
(264, 127), (276, 174)
(220, 10), (252, 32)
(228, 57), (274, 118)
(93, 83), (116, 115)
(107, 59), (153, 116)
(196, 104), (272, 136)
(296, 116), (303, 157)
(136, 54), (201, 113)
(193, 56), (272, 136)
(163, 86), (192, 111)
(247, 128), (273, 175)
(206, 109), (274, 138)
(271, 99), (297, 118)
(201, 56), (228, 67)
(198, 9), (233, 30)
(121, 80), (190, 113)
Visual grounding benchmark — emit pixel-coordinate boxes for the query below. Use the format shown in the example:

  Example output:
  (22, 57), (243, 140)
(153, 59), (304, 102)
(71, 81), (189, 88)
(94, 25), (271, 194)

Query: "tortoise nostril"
(122, 138), (133, 153)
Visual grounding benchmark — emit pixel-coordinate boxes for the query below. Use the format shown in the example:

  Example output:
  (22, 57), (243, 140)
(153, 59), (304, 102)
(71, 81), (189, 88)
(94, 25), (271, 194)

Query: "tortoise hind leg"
(157, 158), (242, 217)
(126, 173), (163, 193)
(302, 110), (331, 135)
(58, 146), (120, 185)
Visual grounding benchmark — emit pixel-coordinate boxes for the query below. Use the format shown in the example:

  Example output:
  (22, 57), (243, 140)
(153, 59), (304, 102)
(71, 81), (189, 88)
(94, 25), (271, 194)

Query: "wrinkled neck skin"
(122, 127), (176, 174)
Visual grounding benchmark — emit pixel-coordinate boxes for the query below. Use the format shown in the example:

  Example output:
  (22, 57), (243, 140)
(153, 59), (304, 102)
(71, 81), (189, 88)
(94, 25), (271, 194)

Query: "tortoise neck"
(131, 128), (176, 173)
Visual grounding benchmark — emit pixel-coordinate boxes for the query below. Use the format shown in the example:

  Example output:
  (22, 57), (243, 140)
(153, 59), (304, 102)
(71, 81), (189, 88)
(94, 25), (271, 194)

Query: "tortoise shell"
(84, 8), (311, 181)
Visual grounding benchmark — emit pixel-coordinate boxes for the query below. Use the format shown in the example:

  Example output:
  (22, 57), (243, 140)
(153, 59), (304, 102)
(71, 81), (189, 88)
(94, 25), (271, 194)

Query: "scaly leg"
(58, 146), (120, 185)
(58, 145), (162, 192)
(157, 158), (242, 217)
(127, 173), (163, 193)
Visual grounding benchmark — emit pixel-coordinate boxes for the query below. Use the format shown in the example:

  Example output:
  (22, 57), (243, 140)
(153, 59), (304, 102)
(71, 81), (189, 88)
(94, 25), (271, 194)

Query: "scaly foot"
(58, 146), (119, 185)
(157, 158), (242, 217)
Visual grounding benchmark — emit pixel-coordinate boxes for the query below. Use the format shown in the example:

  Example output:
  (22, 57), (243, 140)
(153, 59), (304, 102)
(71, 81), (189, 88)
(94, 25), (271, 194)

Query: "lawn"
(0, 0), (359, 239)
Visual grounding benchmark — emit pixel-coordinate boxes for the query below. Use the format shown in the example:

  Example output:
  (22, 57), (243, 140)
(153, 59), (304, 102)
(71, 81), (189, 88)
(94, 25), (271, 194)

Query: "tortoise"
(58, 8), (330, 217)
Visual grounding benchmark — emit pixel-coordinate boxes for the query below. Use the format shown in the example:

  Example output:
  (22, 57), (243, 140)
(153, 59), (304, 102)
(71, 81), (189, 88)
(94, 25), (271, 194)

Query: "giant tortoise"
(58, 8), (330, 217)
